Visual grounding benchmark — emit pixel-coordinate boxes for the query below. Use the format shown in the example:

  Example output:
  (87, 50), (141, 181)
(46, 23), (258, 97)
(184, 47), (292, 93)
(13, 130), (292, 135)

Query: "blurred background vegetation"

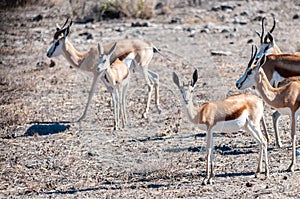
(1, 0), (202, 20)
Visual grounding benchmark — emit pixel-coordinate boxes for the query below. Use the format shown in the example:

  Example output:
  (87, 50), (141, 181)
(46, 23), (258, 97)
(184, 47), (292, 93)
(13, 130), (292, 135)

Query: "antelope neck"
(62, 38), (88, 68)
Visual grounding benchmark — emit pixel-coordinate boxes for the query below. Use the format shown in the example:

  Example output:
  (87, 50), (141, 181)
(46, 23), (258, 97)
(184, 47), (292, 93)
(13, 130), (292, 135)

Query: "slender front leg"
(148, 70), (162, 114)
(272, 111), (282, 148)
(261, 116), (270, 143)
(121, 80), (129, 128)
(77, 74), (101, 122)
(202, 129), (214, 185)
(288, 113), (297, 172)
(142, 69), (154, 119)
(245, 119), (269, 178)
(110, 91), (118, 130)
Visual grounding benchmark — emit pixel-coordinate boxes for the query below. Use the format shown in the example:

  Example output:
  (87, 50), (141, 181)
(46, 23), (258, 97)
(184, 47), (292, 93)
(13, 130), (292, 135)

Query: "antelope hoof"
(265, 171), (270, 179)
(287, 164), (295, 172)
(157, 105), (162, 114)
(142, 112), (148, 119)
(202, 177), (214, 185)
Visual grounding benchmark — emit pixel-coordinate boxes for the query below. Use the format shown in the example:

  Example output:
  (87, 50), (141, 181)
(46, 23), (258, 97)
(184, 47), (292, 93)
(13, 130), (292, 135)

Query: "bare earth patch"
(0, 1), (300, 198)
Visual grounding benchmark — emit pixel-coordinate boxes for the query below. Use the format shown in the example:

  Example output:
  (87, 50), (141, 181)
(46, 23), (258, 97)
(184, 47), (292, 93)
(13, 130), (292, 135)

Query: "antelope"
(237, 39), (300, 147)
(236, 46), (300, 172)
(96, 42), (130, 130)
(46, 18), (162, 122)
(173, 69), (269, 185)
(254, 16), (300, 146)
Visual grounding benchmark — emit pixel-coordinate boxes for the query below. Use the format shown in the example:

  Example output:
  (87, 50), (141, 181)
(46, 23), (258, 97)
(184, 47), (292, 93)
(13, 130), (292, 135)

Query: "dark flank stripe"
(225, 105), (246, 121)
(118, 52), (132, 61)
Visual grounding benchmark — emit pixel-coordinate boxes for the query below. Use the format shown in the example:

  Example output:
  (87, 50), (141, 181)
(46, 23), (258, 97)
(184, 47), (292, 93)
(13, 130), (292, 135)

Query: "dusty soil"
(1, 1), (300, 198)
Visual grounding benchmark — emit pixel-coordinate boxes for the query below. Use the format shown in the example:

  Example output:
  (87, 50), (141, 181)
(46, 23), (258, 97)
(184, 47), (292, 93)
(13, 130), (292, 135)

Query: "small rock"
(221, 29), (229, 33)
(36, 61), (47, 67)
(170, 17), (181, 24)
(199, 157), (205, 162)
(86, 33), (93, 40)
(131, 22), (149, 27)
(293, 14), (299, 20)
(283, 176), (288, 180)
(49, 60), (55, 68)
(247, 39), (254, 44)
(32, 14), (43, 22)
(115, 27), (124, 32)
(75, 17), (94, 24)
(257, 10), (265, 14)
(79, 32), (93, 40)
(211, 51), (232, 56)
(240, 11), (248, 16)
(246, 182), (254, 187)
(200, 29), (209, 33)
(220, 5), (235, 11)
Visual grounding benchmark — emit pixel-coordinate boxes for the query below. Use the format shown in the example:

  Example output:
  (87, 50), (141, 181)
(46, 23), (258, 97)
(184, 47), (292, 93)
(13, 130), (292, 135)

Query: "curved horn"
(248, 45), (258, 68)
(269, 14), (276, 33)
(98, 43), (104, 55)
(260, 17), (265, 44)
(61, 18), (70, 29)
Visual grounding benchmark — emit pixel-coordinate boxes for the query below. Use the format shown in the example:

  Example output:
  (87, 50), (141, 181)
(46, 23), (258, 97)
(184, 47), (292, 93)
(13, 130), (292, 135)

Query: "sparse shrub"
(0, 0), (51, 8)
(96, 0), (156, 20)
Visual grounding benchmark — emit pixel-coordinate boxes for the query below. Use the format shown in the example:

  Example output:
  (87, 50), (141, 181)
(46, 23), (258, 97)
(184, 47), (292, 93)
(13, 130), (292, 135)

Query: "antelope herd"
(47, 17), (299, 185)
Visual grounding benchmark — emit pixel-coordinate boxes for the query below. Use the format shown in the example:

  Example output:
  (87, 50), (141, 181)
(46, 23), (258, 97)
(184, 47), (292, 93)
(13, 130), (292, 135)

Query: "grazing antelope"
(236, 46), (300, 172)
(46, 18), (162, 122)
(173, 69), (269, 185)
(96, 42), (130, 130)
(253, 16), (300, 147)
(237, 44), (300, 147)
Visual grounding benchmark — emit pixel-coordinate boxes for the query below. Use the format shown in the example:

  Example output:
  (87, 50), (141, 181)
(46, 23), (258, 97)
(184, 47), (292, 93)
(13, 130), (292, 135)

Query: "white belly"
(199, 111), (248, 132)
(123, 53), (136, 70)
(270, 71), (286, 87)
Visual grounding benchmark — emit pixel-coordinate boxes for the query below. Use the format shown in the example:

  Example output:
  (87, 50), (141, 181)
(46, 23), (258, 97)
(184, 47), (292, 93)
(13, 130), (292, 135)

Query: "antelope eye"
(247, 70), (252, 75)
(55, 41), (60, 46)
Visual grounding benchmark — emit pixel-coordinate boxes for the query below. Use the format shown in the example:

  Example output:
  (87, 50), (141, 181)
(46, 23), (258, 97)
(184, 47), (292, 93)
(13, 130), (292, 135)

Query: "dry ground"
(1, 0), (300, 198)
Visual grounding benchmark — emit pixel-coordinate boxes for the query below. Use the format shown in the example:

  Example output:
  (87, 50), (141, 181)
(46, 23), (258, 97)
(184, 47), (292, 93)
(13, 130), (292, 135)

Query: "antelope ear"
(108, 42), (117, 56)
(191, 69), (198, 87)
(172, 72), (180, 88)
(98, 43), (104, 56)
(56, 23), (61, 31)
(255, 31), (261, 38)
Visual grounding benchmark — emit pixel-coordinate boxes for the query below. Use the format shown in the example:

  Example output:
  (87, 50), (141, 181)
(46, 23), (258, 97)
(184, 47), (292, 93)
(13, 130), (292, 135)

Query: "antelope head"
(96, 42), (117, 74)
(236, 45), (258, 90)
(255, 15), (276, 61)
(173, 69), (198, 104)
(47, 18), (73, 58)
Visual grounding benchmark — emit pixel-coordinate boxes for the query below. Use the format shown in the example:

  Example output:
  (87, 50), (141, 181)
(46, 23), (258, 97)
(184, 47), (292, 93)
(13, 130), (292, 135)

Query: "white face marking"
(47, 40), (63, 58)
(96, 54), (110, 73)
(236, 67), (256, 90)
